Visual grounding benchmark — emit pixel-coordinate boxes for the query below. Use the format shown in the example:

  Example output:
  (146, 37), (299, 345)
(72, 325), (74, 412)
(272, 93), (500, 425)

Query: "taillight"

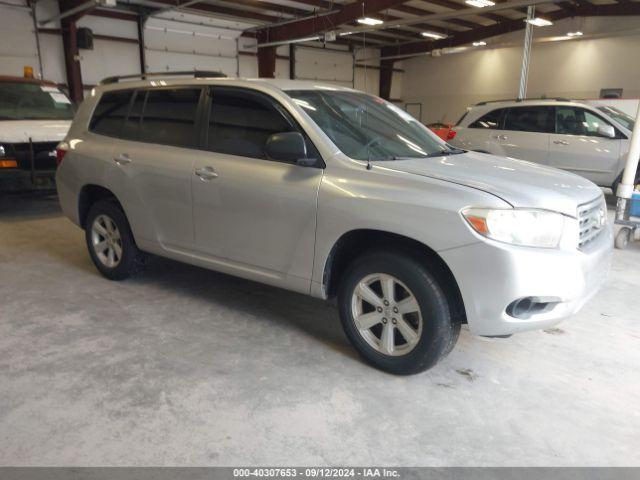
(56, 142), (69, 166)
(446, 129), (457, 140)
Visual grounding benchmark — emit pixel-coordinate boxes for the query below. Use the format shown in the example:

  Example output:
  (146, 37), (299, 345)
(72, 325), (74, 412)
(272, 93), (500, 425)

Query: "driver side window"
(556, 107), (615, 137)
(207, 87), (295, 160)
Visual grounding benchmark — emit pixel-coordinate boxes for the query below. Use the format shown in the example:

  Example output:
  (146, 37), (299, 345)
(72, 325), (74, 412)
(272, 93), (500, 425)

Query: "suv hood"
(0, 120), (71, 143)
(382, 151), (602, 217)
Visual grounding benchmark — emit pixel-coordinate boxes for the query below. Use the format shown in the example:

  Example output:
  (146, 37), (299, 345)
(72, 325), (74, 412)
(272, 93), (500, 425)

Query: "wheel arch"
(323, 229), (466, 324)
(78, 184), (126, 230)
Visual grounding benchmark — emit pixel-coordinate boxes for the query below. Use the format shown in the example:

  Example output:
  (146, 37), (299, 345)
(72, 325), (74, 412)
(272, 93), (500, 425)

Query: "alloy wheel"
(91, 214), (123, 268)
(350, 273), (422, 356)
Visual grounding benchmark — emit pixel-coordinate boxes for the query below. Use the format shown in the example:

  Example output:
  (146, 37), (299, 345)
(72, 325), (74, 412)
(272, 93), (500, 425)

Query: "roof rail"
(475, 97), (572, 106)
(99, 70), (227, 85)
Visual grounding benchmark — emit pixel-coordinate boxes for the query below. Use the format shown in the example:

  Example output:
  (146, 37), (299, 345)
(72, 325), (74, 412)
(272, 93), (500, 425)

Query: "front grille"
(12, 141), (58, 171)
(578, 196), (607, 250)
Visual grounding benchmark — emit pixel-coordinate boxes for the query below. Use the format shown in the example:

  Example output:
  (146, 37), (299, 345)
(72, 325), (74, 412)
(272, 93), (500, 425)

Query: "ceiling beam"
(256, 0), (410, 44)
(146, 0), (284, 22)
(421, 0), (511, 23)
(212, 0), (312, 18)
(381, 1), (640, 58)
(392, 4), (482, 29)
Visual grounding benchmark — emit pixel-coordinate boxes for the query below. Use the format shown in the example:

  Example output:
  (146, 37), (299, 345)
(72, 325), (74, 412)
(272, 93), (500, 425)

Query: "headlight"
(462, 207), (565, 248)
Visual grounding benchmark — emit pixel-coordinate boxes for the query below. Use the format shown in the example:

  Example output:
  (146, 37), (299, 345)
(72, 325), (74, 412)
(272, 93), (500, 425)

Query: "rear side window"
(121, 90), (145, 141)
(504, 106), (554, 133)
(90, 90), (133, 137)
(468, 108), (505, 129)
(138, 88), (202, 148)
(207, 87), (295, 159)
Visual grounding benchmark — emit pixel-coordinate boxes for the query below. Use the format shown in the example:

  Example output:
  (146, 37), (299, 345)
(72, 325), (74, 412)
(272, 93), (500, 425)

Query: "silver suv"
(56, 75), (613, 374)
(451, 98), (636, 190)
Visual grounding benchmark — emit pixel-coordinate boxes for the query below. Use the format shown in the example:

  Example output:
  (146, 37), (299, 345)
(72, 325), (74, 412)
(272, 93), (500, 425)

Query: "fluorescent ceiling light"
(422, 32), (446, 40)
(566, 31), (583, 37)
(357, 17), (383, 26)
(465, 0), (495, 7)
(525, 17), (553, 27)
(472, 41), (487, 46)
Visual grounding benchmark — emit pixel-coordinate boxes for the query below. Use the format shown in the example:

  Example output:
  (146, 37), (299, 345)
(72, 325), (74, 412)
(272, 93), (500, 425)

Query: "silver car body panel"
(57, 79), (613, 336)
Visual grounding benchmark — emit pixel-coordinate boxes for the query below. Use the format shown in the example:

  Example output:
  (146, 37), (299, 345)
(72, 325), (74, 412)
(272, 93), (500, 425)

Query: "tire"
(615, 227), (632, 250)
(85, 199), (146, 280)
(338, 250), (457, 375)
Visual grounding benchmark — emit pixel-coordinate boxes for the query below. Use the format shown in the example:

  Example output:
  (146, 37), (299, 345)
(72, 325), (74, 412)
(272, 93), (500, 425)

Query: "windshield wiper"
(425, 148), (465, 158)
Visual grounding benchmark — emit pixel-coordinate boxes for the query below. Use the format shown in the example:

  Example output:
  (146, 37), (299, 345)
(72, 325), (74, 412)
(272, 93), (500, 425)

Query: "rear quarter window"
(89, 90), (134, 137)
(468, 108), (505, 129)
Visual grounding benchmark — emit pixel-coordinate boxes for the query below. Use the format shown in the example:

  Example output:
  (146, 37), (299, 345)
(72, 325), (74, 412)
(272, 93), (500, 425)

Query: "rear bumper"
(441, 224), (613, 336)
(0, 169), (56, 191)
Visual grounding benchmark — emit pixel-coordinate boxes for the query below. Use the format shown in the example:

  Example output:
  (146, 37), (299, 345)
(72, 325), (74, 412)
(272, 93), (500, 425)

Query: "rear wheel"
(338, 251), (457, 375)
(85, 200), (146, 280)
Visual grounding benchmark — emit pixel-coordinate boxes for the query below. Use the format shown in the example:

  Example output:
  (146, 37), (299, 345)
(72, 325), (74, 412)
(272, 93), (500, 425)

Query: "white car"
(451, 98), (637, 190)
(0, 75), (73, 191)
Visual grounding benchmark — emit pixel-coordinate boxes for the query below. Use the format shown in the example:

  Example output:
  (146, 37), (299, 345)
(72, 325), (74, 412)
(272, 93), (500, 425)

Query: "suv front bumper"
(440, 224), (613, 336)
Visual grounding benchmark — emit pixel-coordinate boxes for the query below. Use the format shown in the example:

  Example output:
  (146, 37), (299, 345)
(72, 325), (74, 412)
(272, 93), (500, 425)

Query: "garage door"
(294, 46), (353, 87)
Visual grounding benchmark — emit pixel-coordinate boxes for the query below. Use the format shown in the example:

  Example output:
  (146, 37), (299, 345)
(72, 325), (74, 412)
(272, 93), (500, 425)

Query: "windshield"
(596, 106), (635, 131)
(0, 82), (74, 120)
(287, 90), (449, 160)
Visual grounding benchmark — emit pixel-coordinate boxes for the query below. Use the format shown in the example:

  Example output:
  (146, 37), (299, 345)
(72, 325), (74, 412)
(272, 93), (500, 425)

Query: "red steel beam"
(58, 0), (95, 103)
(256, 0), (411, 44)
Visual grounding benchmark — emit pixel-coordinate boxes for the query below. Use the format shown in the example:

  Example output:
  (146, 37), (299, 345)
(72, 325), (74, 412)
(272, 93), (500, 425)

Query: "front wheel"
(338, 251), (457, 375)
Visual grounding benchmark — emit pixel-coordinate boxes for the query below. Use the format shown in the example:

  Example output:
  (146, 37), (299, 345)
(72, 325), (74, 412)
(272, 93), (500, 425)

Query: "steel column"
(289, 44), (296, 79)
(137, 12), (147, 74)
(379, 59), (394, 100)
(258, 45), (277, 78)
(617, 103), (640, 199)
(517, 5), (534, 100)
(61, 17), (84, 103)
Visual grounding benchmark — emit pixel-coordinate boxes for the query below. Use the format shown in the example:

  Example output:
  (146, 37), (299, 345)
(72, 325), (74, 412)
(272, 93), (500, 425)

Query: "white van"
(0, 75), (73, 191)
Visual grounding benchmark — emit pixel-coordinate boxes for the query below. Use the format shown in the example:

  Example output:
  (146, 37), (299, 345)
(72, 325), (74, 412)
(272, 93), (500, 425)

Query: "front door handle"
(114, 153), (132, 165)
(195, 166), (218, 181)
(493, 134), (508, 141)
(553, 140), (569, 145)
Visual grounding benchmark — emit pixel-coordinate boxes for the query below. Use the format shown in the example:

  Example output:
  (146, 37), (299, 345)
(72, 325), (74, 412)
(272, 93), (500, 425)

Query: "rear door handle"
(493, 134), (507, 141)
(114, 153), (132, 165)
(195, 166), (218, 181)
(553, 140), (569, 145)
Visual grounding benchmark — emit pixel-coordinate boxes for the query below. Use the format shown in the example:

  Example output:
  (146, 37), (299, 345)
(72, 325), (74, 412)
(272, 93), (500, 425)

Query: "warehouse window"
(137, 88), (202, 148)
(90, 90), (134, 137)
(207, 88), (295, 160)
(503, 106), (554, 133)
(468, 108), (505, 129)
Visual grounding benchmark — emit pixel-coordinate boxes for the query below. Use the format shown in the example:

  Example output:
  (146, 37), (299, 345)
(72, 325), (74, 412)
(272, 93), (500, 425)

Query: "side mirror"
(265, 132), (315, 166)
(597, 124), (616, 139)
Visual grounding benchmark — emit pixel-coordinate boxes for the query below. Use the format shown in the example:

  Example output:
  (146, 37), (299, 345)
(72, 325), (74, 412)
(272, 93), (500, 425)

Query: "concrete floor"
(0, 192), (638, 467)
